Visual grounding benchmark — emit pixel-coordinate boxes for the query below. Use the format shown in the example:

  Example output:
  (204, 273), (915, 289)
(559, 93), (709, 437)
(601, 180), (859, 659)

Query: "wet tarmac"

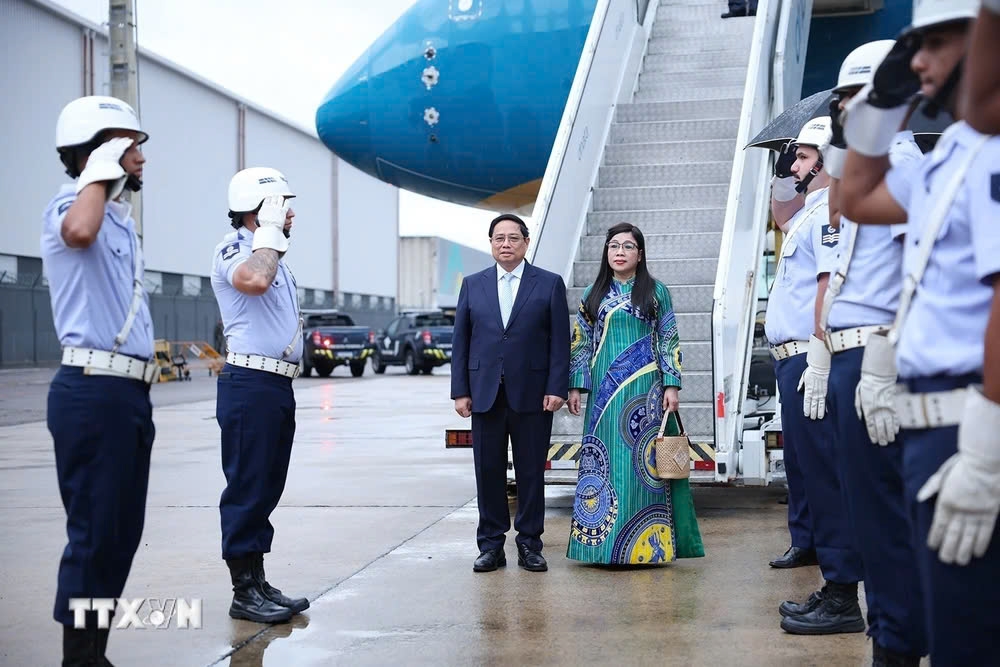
(0, 366), (894, 666)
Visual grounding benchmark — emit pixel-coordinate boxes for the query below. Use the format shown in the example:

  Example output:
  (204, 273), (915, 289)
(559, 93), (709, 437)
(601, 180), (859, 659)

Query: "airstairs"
(530, 0), (812, 485)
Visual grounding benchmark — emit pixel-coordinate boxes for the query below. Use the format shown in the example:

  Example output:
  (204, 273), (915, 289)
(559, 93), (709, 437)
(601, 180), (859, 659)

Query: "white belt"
(227, 352), (300, 379)
(769, 340), (808, 361)
(895, 387), (972, 430)
(62, 346), (159, 384)
(826, 325), (890, 354)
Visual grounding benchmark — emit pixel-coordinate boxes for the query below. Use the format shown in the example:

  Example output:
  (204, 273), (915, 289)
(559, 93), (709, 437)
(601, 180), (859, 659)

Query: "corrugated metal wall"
(0, 0), (400, 365)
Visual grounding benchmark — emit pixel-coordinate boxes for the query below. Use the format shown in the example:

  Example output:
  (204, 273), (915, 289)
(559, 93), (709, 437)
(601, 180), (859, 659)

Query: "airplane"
(315, 0), (914, 214)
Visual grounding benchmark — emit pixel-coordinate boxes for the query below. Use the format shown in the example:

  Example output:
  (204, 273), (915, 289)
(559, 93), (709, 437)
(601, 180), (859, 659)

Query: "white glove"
(842, 83), (913, 158)
(251, 194), (290, 254)
(825, 145), (847, 179)
(797, 334), (830, 420)
(76, 136), (133, 200)
(917, 387), (1000, 566)
(771, 176), (798, 202)
(854, 331), (899, 445)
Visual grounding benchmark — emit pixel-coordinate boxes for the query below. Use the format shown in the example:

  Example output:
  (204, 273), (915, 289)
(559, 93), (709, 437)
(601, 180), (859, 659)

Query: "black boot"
(779, 581), (866, 635)
(95, 626), (114, 667)
(779, 584), (826, 617)
(226, 555), (294, 623)
(251, 553), (310, 614)
(62, 624), (99, 667)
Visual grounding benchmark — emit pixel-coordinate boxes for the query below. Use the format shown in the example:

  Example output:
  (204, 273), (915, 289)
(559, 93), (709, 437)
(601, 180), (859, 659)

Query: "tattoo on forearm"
(246, 249), (279, 283)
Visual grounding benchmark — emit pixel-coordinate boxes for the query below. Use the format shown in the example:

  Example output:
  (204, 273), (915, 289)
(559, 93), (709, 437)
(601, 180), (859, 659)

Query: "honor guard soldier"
(840, 1), (1000, 663)
(819, 39), (928, 666)
(42, 95), (158, 665)
(962, 0), (1000, 133)
(766, 117), (867, 636)
(210, 167), (309, 624)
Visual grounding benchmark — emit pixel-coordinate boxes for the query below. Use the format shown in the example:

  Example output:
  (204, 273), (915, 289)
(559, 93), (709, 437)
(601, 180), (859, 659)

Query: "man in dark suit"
(451, 213), (571, 573)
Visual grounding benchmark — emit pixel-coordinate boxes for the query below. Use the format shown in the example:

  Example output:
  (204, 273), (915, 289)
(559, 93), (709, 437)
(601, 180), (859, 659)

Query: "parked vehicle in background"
(372, 310), (454, 375)
(300, 309), (375, 378)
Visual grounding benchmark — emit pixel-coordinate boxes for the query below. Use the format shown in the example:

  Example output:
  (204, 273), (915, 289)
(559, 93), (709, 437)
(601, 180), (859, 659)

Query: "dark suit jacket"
(450, 261), (570, 414)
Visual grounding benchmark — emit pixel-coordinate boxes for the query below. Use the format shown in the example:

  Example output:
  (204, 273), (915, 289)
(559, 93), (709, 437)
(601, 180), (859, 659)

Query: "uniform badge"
(822, 225), (839, 248)
(220, 243), (240, 261)
(991, 173), (1000, 203)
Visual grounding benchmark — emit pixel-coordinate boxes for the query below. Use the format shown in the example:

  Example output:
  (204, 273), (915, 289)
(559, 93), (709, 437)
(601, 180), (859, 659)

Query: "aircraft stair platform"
(530, 0), (814, 485)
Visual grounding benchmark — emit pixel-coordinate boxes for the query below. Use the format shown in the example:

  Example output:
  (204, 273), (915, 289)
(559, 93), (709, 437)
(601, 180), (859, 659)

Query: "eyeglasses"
(607, 242), (638, 252)
(491, 235), (524, 245)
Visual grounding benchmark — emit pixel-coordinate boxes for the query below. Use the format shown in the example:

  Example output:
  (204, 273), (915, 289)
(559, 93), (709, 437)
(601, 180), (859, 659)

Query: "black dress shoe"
(473, 548), (506, 572)
(517, 544), (548, 572)
(251, 553), (310, 614)
(779, 585), (826, 617)
(769, 546), (819, 568)
(780, 582), (865, 635)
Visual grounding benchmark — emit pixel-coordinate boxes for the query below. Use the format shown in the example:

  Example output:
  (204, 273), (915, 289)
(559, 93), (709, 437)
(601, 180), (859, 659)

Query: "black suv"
(371, 310), (454, 375)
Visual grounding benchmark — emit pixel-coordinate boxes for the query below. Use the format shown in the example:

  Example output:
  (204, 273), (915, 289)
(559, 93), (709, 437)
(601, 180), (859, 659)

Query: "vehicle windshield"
(306, 314), (354, 327)
(414, 314), (454, 327)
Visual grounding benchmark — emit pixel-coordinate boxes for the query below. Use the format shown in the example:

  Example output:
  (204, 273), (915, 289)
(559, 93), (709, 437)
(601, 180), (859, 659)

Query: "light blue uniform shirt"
(885, 121), (1000, 379)
(210, 229), (303, 363)
(828, 131), (924, 329)
(765, 187), (837, 345)
(39, 184), (154, 359)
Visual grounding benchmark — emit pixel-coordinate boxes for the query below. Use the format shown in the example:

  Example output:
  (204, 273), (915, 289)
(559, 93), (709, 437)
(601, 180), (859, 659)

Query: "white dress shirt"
(496, 259), (525, 302)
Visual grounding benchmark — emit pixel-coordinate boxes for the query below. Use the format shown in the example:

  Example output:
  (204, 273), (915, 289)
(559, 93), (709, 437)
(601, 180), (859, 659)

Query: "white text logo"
(69, 598), (202, 629)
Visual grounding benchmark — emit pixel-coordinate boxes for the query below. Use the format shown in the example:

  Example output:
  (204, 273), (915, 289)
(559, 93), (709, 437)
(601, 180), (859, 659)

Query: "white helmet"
(904, 0), (979, 35)
(227, 167), (296, 213)
(55, 95), (147, 149)
(795, 116), (833, 157)
(834, 40), (896, 94)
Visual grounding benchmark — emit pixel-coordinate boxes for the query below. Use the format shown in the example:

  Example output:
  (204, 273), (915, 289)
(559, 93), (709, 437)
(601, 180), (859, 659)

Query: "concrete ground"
(0, 365), (884, 666)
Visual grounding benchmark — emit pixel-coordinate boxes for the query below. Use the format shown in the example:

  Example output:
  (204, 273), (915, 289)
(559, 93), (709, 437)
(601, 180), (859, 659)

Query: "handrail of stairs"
(710, 0), (785, 483)
(527, 0), (659, 281)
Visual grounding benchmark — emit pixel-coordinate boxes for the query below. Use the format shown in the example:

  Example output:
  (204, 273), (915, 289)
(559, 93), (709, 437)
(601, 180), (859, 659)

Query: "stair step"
(652, 13), (756, 37)
(593, 185), (727, 211)
(616, 99), (743, 123)
(639, 67), (748, 89)
(598, 162), (732, 188)
(609, 118), (740, 144)
(586, 208), (726, 235)
(574, 258), (718, 287)
(577, 231), (722, 260)
(634, 84), (747, 103)
(604, 139), (735, 165)
(677, 370), (713, 402)
(643, 51), (753, 73)
(567, 284), (714, 315)
(648, 36), (752, 56)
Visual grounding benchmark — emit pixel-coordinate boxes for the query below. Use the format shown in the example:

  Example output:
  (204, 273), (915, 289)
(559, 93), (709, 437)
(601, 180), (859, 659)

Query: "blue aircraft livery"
(316, 0), (913, 212)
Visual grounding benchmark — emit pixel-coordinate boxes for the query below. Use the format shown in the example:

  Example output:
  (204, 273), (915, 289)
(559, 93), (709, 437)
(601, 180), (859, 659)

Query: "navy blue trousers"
(216, 364), (296, 560)
(776, 354), (863, 583)
(471, 383), (551, 553)
(901, 373), (1000, 667)
(830, 347), (927, 656)
(48, 366), (154, 626)
(781, 388), (815, 551)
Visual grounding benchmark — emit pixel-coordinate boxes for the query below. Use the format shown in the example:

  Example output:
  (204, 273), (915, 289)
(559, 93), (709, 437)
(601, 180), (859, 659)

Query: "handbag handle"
(656, 408), (684, 438)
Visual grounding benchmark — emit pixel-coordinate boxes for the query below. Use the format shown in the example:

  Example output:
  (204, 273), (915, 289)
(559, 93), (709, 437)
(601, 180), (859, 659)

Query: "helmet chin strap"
(922, 57), (964, 120)
(795, 156), (824, 194)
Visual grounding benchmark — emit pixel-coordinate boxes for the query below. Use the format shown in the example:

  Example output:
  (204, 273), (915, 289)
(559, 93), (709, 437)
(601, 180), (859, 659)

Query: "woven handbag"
(653, 410), (691, 480)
